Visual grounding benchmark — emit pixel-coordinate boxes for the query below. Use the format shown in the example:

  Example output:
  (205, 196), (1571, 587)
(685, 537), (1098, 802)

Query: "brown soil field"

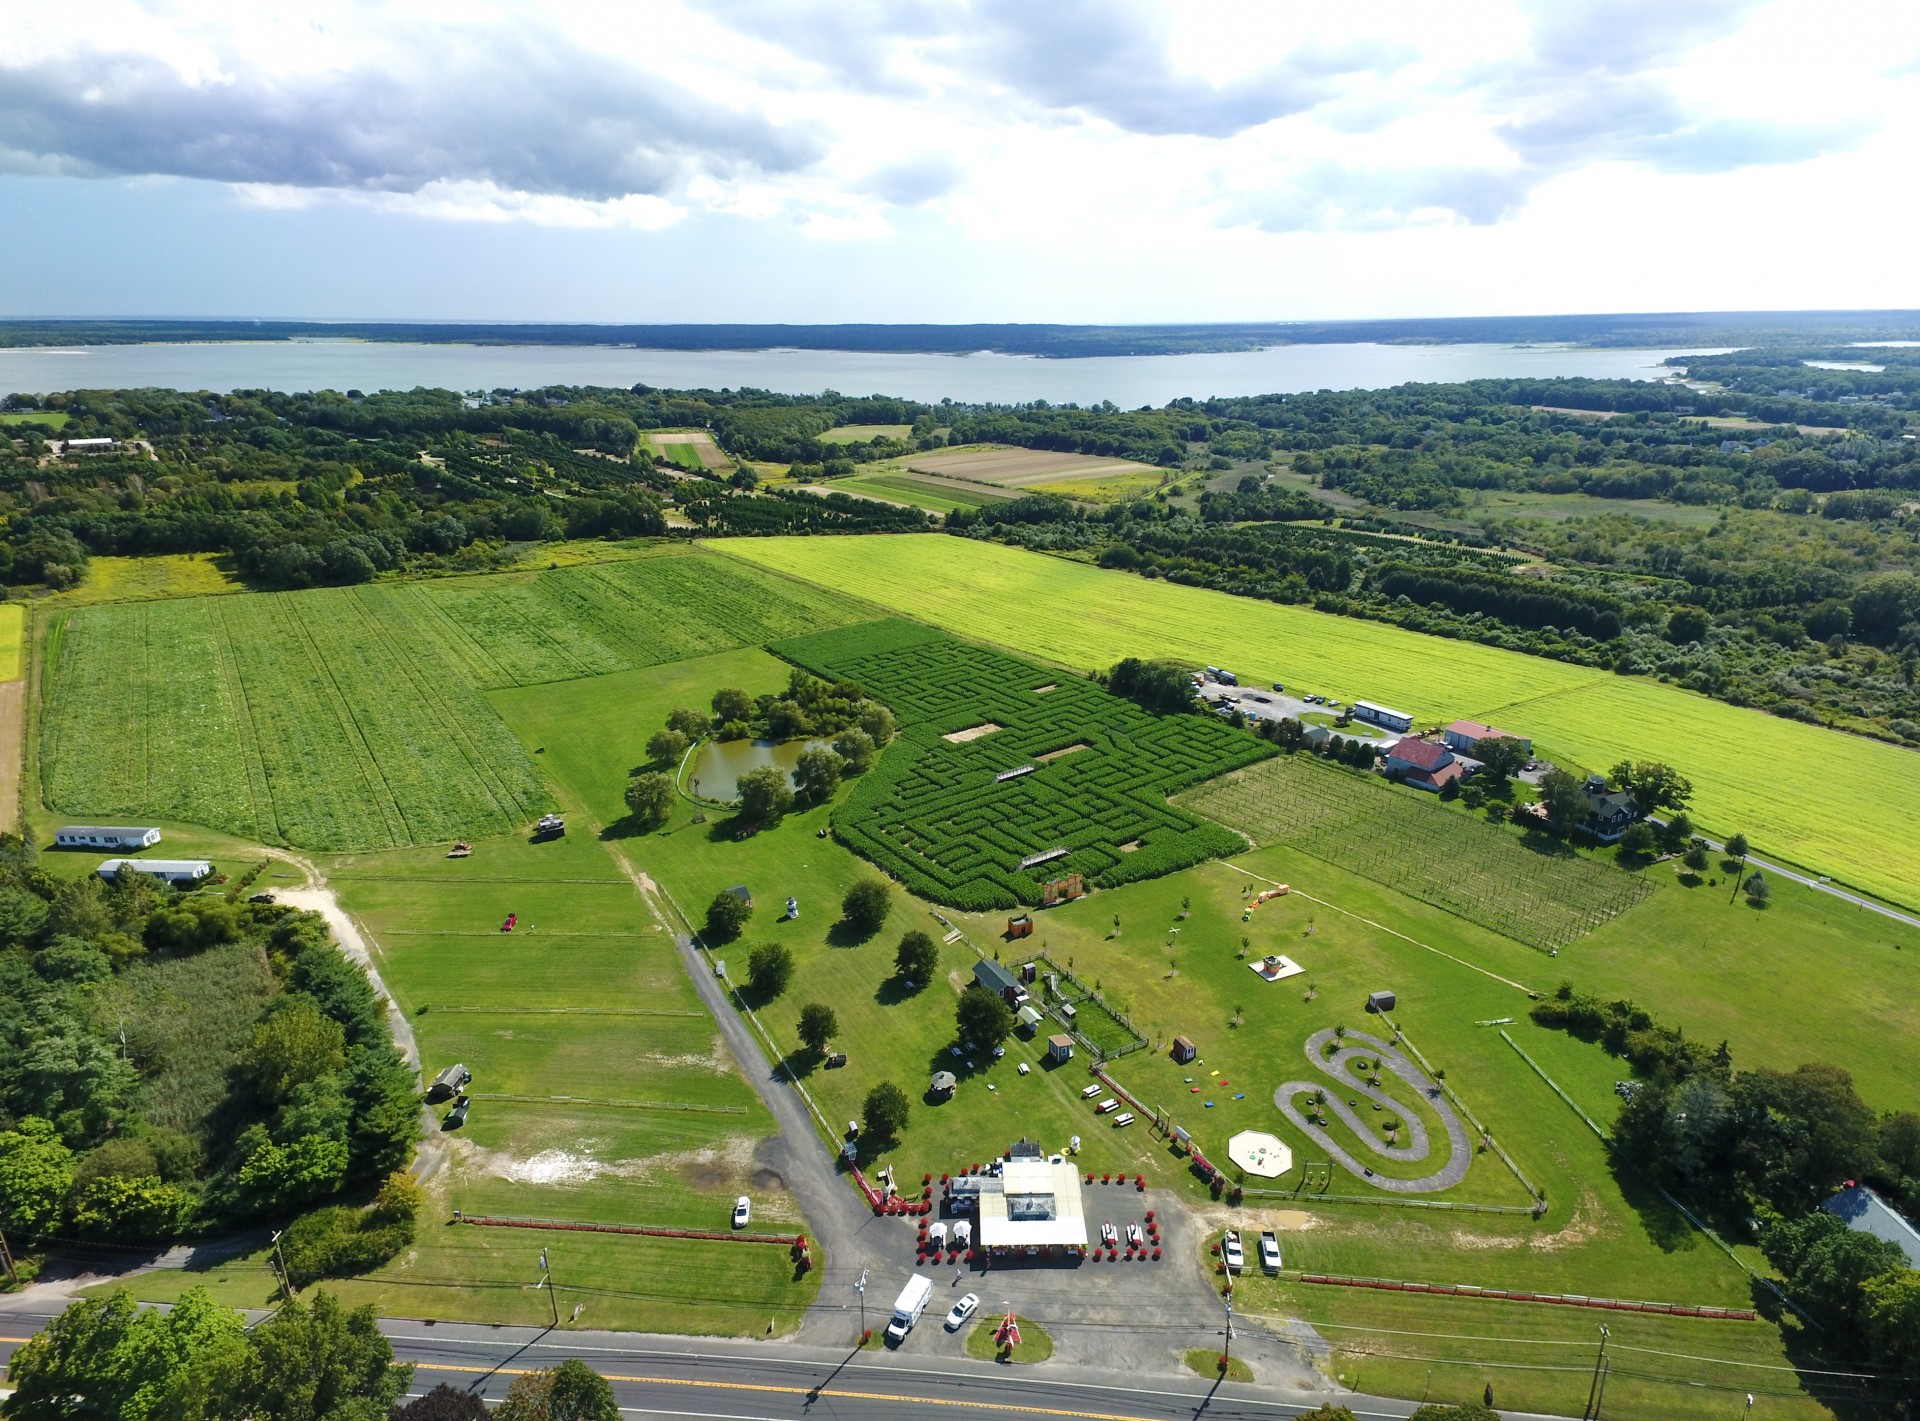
(906, 446), (1162, 487)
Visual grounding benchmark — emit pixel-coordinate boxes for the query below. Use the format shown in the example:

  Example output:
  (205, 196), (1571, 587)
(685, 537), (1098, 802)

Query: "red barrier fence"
(456, 1214), (805, 1248)
(1297, 1273), (1755, 1320)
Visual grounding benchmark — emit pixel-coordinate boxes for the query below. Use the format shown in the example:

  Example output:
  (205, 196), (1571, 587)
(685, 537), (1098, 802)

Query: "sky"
(2, 0), (1918, 324)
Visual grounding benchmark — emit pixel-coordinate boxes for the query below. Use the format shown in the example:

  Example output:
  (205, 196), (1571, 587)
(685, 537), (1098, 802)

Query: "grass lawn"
(0, 409), (67, 428)
(0, 602), (21, 680)
(967, 1316), (1054, 1363)
(819, 424), (913, 443)
(43, 553), (245, 606)
(714, 533), (1920, 912)
(1183, 1348), (1252, 1383)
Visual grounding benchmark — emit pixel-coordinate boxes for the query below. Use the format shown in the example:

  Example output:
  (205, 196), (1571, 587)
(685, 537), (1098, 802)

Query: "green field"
(832, 470), (1003, 514)
(43, 553), (246, 605)
(0, 409), (68, 428)
(1178, 753), (1651, 953)
(716, 534), (1920, 911)
(774, 619), (1271, 908)
(818, 424), (913, 443)
(37, 548), (871, 850)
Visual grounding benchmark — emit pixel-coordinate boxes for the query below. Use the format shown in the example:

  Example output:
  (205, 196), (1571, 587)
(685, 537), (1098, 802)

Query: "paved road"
(1673, 827), (1920, 931)
(0, 1305), (1570, 1421)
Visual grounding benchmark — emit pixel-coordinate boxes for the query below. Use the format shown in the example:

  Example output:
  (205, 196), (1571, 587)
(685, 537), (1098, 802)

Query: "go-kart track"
(1273, 1028), (1471, 1193)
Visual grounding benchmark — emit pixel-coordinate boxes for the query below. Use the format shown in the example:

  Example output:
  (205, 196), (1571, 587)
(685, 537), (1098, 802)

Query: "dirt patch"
(649, 430), (730, 470)
(0, 680), (21, 829)
(943, 722), (1002, 743)
(751, 1165), (787, 1191)
(1118, 840), (1142, 853)
(1194, 1203), (1319, 1233)
(1036, 741), (1088, 762)
(1032, 683), (1058, 694)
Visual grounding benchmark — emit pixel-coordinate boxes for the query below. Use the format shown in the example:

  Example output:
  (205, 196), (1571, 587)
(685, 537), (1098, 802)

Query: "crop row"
(775, 620), (1272, 908)
(44, 589), (550, 852)
(1178, 755), (1651, 953)
(386, 548), (872, 688)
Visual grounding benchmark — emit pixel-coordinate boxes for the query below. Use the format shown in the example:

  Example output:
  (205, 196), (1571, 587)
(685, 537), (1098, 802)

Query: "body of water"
(688, 737), (830, 803)
(0, 339), (1730, 406)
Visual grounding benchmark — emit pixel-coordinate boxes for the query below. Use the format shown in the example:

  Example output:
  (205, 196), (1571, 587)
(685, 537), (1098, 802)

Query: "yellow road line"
(409, 1359), (1160, 1420)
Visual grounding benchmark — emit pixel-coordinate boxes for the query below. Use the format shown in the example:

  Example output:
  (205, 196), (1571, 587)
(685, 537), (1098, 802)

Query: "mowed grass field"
(39, 546), (871, 850)
(716, 534), (1920, 910)
(0, 602), (21, 680)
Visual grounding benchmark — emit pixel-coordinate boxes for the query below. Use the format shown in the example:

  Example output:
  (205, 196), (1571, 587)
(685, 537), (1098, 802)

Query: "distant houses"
(56, 825), (162, 851)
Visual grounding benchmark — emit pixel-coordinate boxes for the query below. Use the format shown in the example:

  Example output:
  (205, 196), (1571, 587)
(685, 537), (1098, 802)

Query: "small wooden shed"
(1171, 1035), (1198, 1065)
(1046, 1034), (1074, 1064)
(1366, 990), (1397, 1014)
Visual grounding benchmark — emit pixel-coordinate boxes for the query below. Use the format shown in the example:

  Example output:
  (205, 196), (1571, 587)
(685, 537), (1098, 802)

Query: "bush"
(746, 941), (794, 1000)
(624, 771), (675, 830)
(894, 930), (938, 986)
(394, 1383), (489, 1419)
(706, 890), (752, 942)
(862, 1081), (911, 1146)
(840, 880), (891, 938)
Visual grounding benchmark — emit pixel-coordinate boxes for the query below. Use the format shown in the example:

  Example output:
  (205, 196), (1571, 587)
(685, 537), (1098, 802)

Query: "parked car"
(944, 1293), (980, 1331)
(825, 1052), (848, 1069)
(1259, 1231), (1281, 1274)
(1222, 1230), (1244, 1272)
(992, 1045), (1006, 1058)
(732, 1196), (751, 1229)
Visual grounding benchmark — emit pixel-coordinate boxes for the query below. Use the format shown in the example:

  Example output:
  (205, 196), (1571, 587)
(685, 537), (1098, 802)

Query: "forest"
(0, 835), (417, 1255)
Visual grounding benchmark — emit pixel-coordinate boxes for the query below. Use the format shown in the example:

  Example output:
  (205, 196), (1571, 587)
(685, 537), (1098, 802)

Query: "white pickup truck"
(885, 1273), (935, 1344)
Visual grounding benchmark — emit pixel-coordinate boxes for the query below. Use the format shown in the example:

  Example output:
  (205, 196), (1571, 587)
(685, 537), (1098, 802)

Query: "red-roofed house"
(1385, 737), (1463, 792)
(1442, 720), (1532, 755)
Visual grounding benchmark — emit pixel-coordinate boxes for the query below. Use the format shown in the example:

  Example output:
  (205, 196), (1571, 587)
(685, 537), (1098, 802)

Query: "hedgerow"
(772, 620), (1272, 908)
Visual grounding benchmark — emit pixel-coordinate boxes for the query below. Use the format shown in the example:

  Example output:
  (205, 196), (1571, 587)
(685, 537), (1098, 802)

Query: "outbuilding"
(1046, 1034), (1074, 1064)
(973, 957), (1028, 1006)
(1367, 990), (1397, 1014)
(1171, 1034), (1198, 1064)
(1352, 701), (1414, 734)
(1385, 737), (1462, 792)
(1442, 720), (1532, 755)
(57, 825), (162, 851)
(97, 858), (212, 885)
(1016, 1003), (1044, 1035)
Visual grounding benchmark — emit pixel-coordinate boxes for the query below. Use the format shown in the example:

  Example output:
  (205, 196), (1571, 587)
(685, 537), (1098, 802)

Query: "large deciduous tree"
(956, 988), (1015, 1053)
(862, 1081), (910, 1146)
(894, 930), (938, 986)
(735, 766), (794, 826)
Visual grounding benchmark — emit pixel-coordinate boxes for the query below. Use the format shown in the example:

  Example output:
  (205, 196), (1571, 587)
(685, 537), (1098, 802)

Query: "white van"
(885, 1274), (934, 1344)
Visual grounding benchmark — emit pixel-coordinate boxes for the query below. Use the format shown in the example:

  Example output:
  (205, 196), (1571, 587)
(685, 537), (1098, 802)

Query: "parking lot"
(1196, 681), (1398, 743)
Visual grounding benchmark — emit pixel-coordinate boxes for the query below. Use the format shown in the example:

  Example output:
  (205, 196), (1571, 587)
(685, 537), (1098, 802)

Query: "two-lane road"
(0, 1306), (1571, 1421)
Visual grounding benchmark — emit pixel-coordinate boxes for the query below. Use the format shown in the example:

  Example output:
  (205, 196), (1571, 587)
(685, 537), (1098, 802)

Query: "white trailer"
(885, 1273), (935, 1343)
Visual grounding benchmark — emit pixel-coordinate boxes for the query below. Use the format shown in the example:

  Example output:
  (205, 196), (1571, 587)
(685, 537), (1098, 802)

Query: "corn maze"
(1177, 754), (1652, 953)
(773, 620), (1273, 909)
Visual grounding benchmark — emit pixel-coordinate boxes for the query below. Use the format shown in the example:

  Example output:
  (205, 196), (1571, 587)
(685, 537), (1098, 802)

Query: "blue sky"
(3, 0), (1917, 323)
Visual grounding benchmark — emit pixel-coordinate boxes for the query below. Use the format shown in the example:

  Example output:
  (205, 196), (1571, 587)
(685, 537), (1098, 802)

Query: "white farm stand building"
(97, 858), (212, 886)
(976, 1157), (1089, 1260)
(57, 825), (162, 851)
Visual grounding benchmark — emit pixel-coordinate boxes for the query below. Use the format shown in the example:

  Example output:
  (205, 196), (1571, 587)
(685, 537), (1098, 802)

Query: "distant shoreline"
(2, 311), (1916, 358)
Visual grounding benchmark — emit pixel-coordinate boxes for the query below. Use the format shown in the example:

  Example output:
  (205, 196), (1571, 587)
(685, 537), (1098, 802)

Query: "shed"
(1366, 990), (1397, 1014)
(1016, 1003), (1044, 1034)
(929, 1070), (958, 1099)
(1352, 701), (1414, 733)
(56, 825), (161, 851)
(1006, 913), (1033, 939)
(1171, 1034), (1198, 1064)
(427, 1064), (471, 1104)
(1046, 1034), (1074, 1064)
(727, 884), (753, 907)
(97, 858), (212, 885)
(973, 957), (1028, 1006)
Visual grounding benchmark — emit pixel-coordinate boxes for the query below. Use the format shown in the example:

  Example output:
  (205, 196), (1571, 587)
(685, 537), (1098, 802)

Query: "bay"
(0, 339), (1729, 406)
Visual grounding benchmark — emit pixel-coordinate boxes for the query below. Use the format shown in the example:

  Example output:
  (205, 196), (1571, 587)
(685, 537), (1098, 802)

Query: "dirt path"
(268, 857), (451, 1183)
(0, 679), (22, 829)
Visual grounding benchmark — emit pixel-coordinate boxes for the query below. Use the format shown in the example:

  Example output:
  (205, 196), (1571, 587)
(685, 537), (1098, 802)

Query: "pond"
(687, 737), (831, 803)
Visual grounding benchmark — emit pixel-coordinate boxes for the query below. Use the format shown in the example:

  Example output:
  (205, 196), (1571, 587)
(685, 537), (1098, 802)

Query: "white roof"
(1823, 1186), (1920, 1268)
(977, 1159), (1087, 1250)
(1354, 701), (1412, 719)
(99, 858), (211, 875)
(58, 825), (160, 836)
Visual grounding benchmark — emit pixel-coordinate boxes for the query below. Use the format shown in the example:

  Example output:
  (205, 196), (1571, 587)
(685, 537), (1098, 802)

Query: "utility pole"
(538, 1248), (558, 1327)
(854, 1268), (868, 1338)
(1222, 1286), (1235, 1373)
(1583, 1323), (1610, 1419)
(269, 1229), (293, 1304)
(1593, 1354), (1611, 1419)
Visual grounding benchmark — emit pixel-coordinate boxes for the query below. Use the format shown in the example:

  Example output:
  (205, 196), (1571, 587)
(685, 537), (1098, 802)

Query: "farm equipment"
(447, 841), (473, 858)
(500, 913), (518, 933)
(532, 814), (565, 840)
(442, 1094), (470, 1130)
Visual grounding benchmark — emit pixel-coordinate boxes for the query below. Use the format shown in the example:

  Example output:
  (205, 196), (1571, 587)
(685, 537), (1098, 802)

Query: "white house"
(57, 825), (162, 851)
(97, 858), (212, 885)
